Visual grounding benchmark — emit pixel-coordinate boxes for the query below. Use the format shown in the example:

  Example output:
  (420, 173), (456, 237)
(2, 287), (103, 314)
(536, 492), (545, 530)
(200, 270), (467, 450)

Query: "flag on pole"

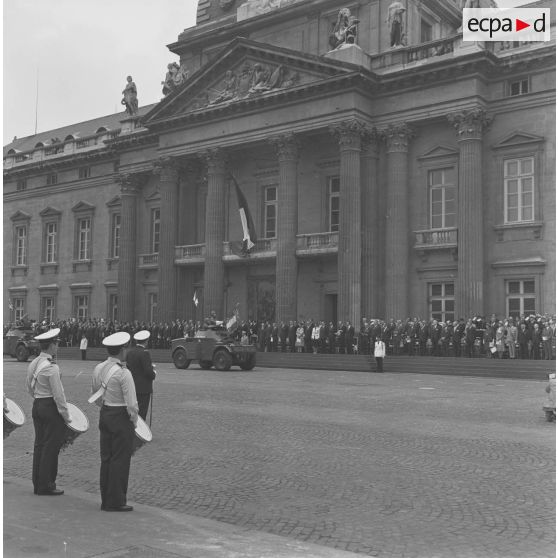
(193, 290), (199, 307)
(8, 300), (14, 311)
(230, 174), (256, 254)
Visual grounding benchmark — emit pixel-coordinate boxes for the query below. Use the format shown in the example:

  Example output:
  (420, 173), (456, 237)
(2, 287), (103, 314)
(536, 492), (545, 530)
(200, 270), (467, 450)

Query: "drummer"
(26, 328), (70, 496)
(91, 331), (138, 512)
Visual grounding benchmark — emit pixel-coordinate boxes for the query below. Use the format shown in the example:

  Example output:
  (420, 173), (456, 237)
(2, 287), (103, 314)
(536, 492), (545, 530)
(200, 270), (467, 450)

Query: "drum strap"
(30, 359), (52, 394)
(88, 363), (121, 404)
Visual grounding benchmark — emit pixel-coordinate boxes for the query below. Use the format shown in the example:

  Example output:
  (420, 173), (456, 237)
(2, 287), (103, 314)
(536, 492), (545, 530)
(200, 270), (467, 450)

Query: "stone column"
(153, 157), (180, 322)
(383, 123), (414, 320)
(361, 128), (381, 319)
(117, 173), (139, 322)
(270, 133), (299, 323)
(201, 148), (227, 319)
(331, 119), (366, 327)
(447, 108), (491, 318)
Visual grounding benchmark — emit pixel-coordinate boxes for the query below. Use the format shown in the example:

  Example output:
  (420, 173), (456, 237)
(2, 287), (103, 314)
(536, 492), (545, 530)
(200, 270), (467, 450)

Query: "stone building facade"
(3, 0), (556, 326)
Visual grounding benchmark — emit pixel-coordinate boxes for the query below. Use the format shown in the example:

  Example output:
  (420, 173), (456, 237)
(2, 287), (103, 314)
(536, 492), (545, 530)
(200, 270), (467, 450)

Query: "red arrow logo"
(516, 18), (530, 31)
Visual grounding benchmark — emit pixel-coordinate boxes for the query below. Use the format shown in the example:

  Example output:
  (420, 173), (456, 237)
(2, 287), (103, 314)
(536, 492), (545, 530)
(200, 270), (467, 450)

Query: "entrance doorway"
(324, 294), (337, 325)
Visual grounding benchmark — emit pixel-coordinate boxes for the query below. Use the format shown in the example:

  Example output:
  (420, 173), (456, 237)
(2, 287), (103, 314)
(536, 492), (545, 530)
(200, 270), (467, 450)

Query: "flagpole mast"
(34, 68), (39, 135)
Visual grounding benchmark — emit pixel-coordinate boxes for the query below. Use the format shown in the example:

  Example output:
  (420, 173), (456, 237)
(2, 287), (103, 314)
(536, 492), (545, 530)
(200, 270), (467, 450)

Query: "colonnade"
(117, 108), (490, 324)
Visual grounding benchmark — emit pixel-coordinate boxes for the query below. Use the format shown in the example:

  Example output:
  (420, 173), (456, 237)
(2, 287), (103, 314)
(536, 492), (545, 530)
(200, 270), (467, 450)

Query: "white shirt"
(374, 340), (386, 358)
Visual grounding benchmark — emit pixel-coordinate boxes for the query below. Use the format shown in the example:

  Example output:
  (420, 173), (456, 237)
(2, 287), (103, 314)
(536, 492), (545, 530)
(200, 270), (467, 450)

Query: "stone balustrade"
(138, 253), (159, 267)
(414, 228), (458, 249)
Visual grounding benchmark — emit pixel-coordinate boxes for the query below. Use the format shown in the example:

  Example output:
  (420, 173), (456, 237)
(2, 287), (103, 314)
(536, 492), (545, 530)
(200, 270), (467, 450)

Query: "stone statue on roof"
(121, 76), (139, 116)
(329, 8), (359, 50)
(162, 62), (189, 96)
(386, 1), (406, 47)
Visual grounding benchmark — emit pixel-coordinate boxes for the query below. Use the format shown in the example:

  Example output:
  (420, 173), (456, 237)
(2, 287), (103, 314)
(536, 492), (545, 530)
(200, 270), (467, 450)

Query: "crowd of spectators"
(5, 312), (555, 360)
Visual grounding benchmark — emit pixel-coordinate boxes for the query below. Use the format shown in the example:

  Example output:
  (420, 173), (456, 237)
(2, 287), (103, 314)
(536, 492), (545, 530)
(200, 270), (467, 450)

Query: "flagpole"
(34, 68), (39, 135)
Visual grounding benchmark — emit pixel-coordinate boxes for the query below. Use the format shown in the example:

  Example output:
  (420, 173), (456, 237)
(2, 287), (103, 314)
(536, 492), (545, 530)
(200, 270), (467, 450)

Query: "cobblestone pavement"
(4, 359), (555, 558)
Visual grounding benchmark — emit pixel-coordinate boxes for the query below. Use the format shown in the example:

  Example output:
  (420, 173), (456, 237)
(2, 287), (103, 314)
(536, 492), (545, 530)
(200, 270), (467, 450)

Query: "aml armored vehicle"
(171, 325), (256, 371)
(3, 326), (41, 362)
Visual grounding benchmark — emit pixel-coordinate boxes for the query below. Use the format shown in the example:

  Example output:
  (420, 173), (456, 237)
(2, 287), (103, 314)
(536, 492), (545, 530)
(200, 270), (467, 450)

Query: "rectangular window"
(429, 282), (455, 323)
(151, 208), (161, 253)
(74, 295), (89, 320)
(13, 298), (25, 322)
(148, 293), (158, 322)
(504, 157), (534, 223)
(509, 78), (529, 96)
(421, 19), (432, 43)
(78, 167), (91, 179)
(111, 214), (121, 258)
(506, 279), (536, 318)
(264, 186), (277, 239)
(429, 168), (456, 229)
(45, 222), (57, 263)
(109, 293), (118, 322)
(16, 179), (27, 191)
(15, 225), (27, 266)
(78, 218), (91, 260)
(41, 297), (56, 322)
(76, 139), (90, 149)
(328, 176), (340, 232)
(46, 173), (58, 186)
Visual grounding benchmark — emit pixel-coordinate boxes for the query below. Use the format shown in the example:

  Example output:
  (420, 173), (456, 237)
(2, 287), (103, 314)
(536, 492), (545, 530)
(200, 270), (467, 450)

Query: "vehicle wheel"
(239, 354), (256, 371)
(213, 350), (232, 371)
(15, 344), (29, 362)
(172, 349), (191, 369)
(199, 360), (213, 370)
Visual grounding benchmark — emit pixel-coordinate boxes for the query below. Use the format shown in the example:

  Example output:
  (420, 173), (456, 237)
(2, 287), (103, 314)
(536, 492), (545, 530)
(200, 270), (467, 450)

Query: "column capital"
(382, 123), (415, 153)
(199, 147), (227, 173)
(152, 157), (180, 182)
(269, 133), (300, 161)
(330, 118), (367, 150)
(117, 173), (142, 195)
(361, 127), (381, 156)
(447, 108), (491, 141)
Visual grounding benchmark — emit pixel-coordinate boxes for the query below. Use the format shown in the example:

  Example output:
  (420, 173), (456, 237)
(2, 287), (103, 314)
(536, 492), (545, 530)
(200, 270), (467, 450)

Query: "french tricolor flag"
(230, 174), (257, 254)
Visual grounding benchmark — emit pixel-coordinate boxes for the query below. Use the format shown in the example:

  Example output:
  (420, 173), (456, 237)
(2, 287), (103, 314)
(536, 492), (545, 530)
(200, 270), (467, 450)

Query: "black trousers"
(375, 357), (384, 372)
(99, 406), (134, 509)
(136, 393), (151, 421)
(32, 398), (66, 493)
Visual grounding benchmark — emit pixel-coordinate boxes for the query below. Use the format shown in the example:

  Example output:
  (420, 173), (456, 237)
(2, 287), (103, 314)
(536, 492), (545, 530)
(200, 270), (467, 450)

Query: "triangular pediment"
(418, 145), (459, 160)
(492, 131), (545, 149)
(39, 206), (62, 217)
(71, 201), (96, 213)
(143, 38), (360, 125)
(10, 210), (31, 222)
(106, 195), (121, 208)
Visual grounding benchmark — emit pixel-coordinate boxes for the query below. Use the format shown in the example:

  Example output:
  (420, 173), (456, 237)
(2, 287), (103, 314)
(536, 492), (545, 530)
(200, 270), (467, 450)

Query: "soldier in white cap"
(91, 331), (138, 512)
(26, 328), (70, 496)
(126, 330), (156, 421)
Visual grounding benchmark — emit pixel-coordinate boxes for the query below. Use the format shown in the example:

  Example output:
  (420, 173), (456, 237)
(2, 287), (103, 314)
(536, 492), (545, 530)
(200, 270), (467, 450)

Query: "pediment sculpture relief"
(202, 61), (300, 107)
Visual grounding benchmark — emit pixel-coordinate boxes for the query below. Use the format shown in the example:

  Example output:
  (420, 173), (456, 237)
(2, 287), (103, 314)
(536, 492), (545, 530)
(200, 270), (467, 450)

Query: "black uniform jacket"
(125, 346), (156, 394)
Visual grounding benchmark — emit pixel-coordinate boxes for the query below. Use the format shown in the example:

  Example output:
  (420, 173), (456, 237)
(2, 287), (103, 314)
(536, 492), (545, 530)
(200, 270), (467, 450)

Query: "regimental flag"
(230, 174), (257, 254)
(193, 290), (199, 308)
(226, 303), (241, 333)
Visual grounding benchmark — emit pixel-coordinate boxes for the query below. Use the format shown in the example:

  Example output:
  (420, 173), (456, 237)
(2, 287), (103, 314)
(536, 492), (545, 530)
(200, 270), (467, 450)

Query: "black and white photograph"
(3, 0), (555, 556)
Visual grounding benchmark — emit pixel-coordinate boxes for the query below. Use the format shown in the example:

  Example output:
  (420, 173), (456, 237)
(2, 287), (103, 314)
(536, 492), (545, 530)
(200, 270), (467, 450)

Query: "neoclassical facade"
(3, 0), (556, 326)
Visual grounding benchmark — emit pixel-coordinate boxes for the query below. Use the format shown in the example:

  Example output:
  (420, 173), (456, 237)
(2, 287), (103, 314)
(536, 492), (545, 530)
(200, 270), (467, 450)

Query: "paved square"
(4, 360), (555, 557)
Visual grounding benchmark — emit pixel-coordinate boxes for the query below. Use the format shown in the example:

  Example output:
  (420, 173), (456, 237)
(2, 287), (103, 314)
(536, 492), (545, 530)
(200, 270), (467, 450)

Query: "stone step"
(54, 347), (552, 380)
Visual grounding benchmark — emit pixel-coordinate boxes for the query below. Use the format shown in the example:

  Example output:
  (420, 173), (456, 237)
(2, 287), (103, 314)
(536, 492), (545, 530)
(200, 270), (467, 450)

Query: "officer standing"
(90, 332), (138, 512)
(26, 328), (70, 496)
(126, 330), (156, 421)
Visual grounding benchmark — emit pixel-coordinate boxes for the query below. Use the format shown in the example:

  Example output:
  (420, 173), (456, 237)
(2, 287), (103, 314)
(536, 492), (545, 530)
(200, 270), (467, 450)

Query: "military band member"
(126, 330), (156, 421)
(91, 331), (138, 512)
(26, 328), (70, 496)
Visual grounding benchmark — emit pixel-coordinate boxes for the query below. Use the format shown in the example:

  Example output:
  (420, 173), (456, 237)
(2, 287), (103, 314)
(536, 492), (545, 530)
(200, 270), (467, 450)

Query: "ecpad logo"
(463, 8), (550, 42)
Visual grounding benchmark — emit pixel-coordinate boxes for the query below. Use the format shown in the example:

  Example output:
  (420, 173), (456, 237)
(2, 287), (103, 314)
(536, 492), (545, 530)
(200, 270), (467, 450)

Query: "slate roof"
(3, 103), (157, 156)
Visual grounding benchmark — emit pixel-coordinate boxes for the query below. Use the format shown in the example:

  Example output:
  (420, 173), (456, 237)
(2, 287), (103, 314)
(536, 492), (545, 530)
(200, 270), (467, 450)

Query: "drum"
(132, 416), (152, 454)
(3, 398), (26, 440)
(62, 403), (89, 451)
